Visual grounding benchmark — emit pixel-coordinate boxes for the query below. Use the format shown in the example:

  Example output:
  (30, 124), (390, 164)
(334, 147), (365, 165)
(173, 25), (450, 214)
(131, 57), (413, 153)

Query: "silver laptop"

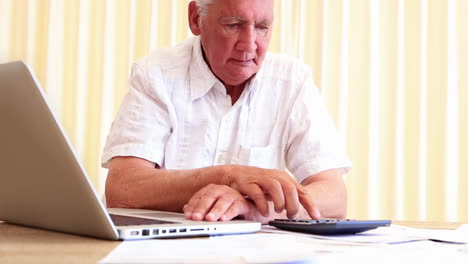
(0, 61), (261, 240)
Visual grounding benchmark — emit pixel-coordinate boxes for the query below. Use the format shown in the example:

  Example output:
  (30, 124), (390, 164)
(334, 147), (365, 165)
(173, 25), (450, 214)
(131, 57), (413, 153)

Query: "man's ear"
(188, 1), (201, 36)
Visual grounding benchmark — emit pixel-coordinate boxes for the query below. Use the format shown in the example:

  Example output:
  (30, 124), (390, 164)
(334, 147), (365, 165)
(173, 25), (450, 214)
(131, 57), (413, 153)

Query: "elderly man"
(102, 0), (351, 224)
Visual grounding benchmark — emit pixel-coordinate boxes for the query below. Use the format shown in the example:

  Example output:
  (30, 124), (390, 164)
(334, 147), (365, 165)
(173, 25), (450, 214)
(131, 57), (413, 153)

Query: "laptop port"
(179, 228), (187, 233)
(152, 229), (159, 235)
(162, 230), (166, 234)
(142, 229), (150, 236)
(169, 229), (177, 233)
(130, 231), (139, 236)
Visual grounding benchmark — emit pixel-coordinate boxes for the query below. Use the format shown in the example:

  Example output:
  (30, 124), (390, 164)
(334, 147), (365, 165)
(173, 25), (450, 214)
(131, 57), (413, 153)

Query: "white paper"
(406, 224), (468, 244)
(263, 224), (468, 244)
(261, 225), (426, 244)
(100, 225), (468, 264)
(100, 233), (363, 264)
(317, 240), (468, 264)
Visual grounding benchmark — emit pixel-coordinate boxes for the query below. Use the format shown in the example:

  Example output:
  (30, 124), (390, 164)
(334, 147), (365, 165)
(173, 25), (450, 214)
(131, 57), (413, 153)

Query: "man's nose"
(235, 26), (257, 53)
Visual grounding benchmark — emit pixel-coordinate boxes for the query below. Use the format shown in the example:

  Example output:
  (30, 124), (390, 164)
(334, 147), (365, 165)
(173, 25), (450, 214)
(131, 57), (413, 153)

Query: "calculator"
(268, 219), (391, 235)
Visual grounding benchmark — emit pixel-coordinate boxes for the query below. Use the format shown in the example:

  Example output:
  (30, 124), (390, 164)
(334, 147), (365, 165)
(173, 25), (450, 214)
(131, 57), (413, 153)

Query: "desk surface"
(0, 220), (464, 264)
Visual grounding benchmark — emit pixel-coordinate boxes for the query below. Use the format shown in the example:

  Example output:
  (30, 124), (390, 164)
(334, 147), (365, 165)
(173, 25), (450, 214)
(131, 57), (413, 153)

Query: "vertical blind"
(1, 0), (466, 222)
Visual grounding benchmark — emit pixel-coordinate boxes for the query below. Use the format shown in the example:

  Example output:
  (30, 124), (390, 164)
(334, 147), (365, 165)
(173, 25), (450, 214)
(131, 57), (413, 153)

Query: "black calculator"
(268, 219), (391, 235)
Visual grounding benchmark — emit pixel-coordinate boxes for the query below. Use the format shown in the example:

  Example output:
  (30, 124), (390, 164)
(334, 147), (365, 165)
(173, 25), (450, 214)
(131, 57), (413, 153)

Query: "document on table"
(100, 233), (352, 264)
(263, 224), (468, 244)
(420, 224), (468, 243)
(100, 225), (468, 264)
(262, 224), (423, 244)
(318, 240), (468, 264)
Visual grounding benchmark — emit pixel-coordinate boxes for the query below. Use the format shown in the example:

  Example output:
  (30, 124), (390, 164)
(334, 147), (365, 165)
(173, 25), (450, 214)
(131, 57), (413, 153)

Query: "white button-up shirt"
(102, 36), (351, 183)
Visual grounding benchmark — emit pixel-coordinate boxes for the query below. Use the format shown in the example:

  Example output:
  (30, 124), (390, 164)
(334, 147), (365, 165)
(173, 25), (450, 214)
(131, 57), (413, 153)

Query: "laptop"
(0, 61), (261, 240)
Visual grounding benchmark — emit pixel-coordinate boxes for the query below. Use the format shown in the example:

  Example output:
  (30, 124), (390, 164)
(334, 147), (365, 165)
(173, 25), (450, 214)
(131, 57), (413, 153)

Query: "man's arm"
(284, 169), (347, 220)
(105, 156), (319, 218)
(105, 156), (227, 212)
(301, 168), (347, 218)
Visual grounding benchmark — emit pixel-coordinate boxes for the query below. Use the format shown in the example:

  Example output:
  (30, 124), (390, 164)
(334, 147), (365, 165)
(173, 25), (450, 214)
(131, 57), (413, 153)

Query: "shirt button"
(218, 155), (225, 164)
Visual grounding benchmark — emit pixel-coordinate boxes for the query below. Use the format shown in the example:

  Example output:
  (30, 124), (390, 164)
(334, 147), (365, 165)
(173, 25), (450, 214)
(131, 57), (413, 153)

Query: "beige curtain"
(1, 0), (467, 222)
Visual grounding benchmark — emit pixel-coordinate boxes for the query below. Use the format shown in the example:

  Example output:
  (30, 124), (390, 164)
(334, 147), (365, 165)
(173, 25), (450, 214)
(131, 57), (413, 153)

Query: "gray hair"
(194, 0), (215, 25)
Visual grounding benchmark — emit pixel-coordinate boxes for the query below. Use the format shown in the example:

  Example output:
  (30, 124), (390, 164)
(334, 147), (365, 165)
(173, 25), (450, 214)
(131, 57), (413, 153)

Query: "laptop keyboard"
(109, 214), (178, 226)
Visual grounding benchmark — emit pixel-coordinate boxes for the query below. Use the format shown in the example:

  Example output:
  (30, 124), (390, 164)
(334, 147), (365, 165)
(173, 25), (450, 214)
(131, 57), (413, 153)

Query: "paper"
(318, 240), (468, 264)
(263, 224), (468, 244)
(100, 225), (468, 264)
(99, 233), (362, 264)
(261, 225), (425, 244)
(407, 224), (468, 244)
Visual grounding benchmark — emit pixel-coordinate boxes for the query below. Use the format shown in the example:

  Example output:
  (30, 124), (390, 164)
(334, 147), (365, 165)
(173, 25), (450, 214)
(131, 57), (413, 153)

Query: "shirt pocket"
(231, 143), (281, 169)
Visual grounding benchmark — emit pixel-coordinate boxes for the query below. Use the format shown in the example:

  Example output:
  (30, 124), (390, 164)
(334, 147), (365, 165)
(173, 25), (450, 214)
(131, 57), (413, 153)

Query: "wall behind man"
(1, 0), (467, 222)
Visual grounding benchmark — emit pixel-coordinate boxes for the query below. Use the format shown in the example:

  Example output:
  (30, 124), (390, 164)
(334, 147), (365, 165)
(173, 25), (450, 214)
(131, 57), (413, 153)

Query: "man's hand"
(183, 184), (254, 221)
(107, 157), (344, 221)
(222, 165), (321, 220)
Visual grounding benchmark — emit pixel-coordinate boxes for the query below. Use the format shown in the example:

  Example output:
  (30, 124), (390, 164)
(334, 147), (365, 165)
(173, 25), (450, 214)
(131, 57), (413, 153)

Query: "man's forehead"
(211, 0), (274, 23)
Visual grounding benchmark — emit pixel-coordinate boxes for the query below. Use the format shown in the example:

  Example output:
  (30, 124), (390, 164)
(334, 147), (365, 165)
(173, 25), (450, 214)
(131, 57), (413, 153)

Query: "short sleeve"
(285, 69), (351, 182)
(101, 62), (172, 168)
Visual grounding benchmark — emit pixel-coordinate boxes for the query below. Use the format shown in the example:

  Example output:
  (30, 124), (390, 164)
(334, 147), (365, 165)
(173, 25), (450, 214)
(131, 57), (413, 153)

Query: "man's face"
(198, 0), (274, 86)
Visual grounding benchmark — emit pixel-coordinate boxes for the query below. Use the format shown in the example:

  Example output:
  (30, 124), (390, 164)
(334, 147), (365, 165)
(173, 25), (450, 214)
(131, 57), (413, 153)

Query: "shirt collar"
(189, 37), (221, 101)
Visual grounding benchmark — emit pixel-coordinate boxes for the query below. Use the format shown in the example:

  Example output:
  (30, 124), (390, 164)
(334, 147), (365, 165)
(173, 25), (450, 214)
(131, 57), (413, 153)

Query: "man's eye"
(226, 24), (239, 28)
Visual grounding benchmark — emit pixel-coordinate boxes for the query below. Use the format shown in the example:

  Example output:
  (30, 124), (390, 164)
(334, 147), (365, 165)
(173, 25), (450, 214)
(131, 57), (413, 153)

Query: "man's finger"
(237, 184), (269, 217)
(256, 178), (285, 213)
(220, 199), (250, 221)
(186, 188), (218, 221)
(298, 191), (321, 220)
(281, 183), (300, 218)
(204, 193), (237, 221)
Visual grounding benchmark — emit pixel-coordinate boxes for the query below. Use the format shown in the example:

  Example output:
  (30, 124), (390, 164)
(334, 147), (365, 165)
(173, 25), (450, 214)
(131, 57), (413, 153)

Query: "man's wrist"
(215, 164), (236, 186)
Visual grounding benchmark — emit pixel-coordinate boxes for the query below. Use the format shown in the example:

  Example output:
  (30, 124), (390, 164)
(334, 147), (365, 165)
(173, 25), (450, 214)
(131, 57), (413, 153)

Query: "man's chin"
(230, 69), (259, 83)
(223, 74), (256, 86)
